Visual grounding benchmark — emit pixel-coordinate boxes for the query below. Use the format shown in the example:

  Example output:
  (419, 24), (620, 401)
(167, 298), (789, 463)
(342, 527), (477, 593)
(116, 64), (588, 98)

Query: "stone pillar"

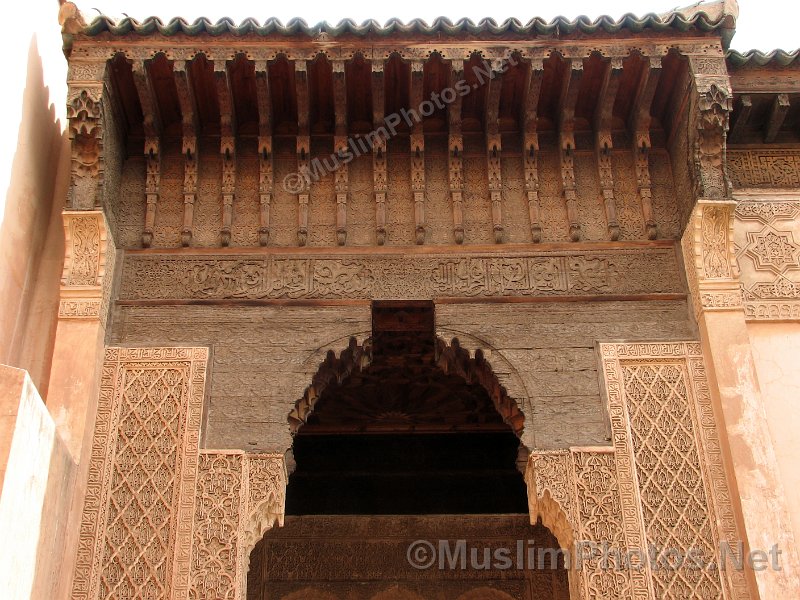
(682, 201), (799, 597)
(49, 210), (115, 600)
(682, 50), (799, 596)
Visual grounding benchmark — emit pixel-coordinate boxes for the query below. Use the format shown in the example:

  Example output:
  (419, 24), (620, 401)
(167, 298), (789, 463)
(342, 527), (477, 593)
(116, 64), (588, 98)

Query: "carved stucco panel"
(71, 347), (209, 600)
(59, 210), (114, 326)
(189, 451), (287, 600)
(600, 342), (751, 600)
(682, 200), (743, 318)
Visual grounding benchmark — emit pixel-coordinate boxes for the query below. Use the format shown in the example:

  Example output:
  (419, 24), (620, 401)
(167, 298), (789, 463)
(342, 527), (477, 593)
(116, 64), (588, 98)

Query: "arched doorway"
(248, 302), (570, 599)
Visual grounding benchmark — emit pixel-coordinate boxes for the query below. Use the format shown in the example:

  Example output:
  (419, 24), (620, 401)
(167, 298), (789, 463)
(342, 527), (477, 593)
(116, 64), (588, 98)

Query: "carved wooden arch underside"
(287, 335), (525, 440)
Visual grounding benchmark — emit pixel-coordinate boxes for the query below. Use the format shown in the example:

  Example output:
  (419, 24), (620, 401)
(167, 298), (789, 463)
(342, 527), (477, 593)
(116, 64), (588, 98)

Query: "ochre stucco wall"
(747, 322), (800, 547)
(0, 12), (69, 395)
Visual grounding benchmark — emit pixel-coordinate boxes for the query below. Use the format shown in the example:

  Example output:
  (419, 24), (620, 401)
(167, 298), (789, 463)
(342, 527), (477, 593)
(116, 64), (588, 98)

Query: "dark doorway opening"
(249, 301), (569, 600)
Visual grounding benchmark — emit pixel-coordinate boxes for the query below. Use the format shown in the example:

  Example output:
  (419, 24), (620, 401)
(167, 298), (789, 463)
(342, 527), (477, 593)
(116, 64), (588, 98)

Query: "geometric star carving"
(745, 226), (800, 273)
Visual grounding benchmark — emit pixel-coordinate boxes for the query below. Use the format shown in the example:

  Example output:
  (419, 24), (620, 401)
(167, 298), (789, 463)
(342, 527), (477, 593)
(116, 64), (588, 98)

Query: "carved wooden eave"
(558, 58), (582, 242)
(255, 60), (273, 246)
(765, 93), (790, 143)
(631, 57), (663, 240)
(726, 51), (800, 146)
(410, 59), (426, 245)
(64, 2), (749, 250)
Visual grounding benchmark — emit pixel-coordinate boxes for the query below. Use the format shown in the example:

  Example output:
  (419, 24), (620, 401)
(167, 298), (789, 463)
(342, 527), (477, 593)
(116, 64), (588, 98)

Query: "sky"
(84, 0), (798, 52)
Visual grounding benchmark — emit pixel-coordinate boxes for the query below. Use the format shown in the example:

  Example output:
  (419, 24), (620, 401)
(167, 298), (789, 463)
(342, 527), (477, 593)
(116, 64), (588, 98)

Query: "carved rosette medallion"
(735, 197), (800, 320)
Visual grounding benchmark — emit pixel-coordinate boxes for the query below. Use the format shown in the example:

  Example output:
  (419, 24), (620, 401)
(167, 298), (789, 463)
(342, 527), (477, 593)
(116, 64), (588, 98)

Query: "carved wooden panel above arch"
(117, 245), (685, 303)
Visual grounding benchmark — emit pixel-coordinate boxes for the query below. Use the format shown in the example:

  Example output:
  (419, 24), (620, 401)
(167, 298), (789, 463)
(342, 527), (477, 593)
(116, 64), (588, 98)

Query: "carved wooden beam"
(630, 57), (662, 240)
(410, 59), (425, 245)
(174, 59), (199, 247)
(333, 60), (349, 246)
(593, 58), (622, 151)
(372, 60), (388, 245)
(66, 61), (107, 210)
(728, 94), (752, 144)
(689, 57), (733, 200)
(765, 93), (790, 143)
(255, 60), (273, 246)
(215, 59), (237, 247)
(594, 59), (623, 241)
(522, 58), (543, 242)
(132, 59), (162, 248)
(629, 56), (662, 150)
(448, 59), (465, 244)
(295, 59), (310, 246)
(486, 59), (504, 244)
(558, 58), (583, 242)
(633, 143), (657, 239)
